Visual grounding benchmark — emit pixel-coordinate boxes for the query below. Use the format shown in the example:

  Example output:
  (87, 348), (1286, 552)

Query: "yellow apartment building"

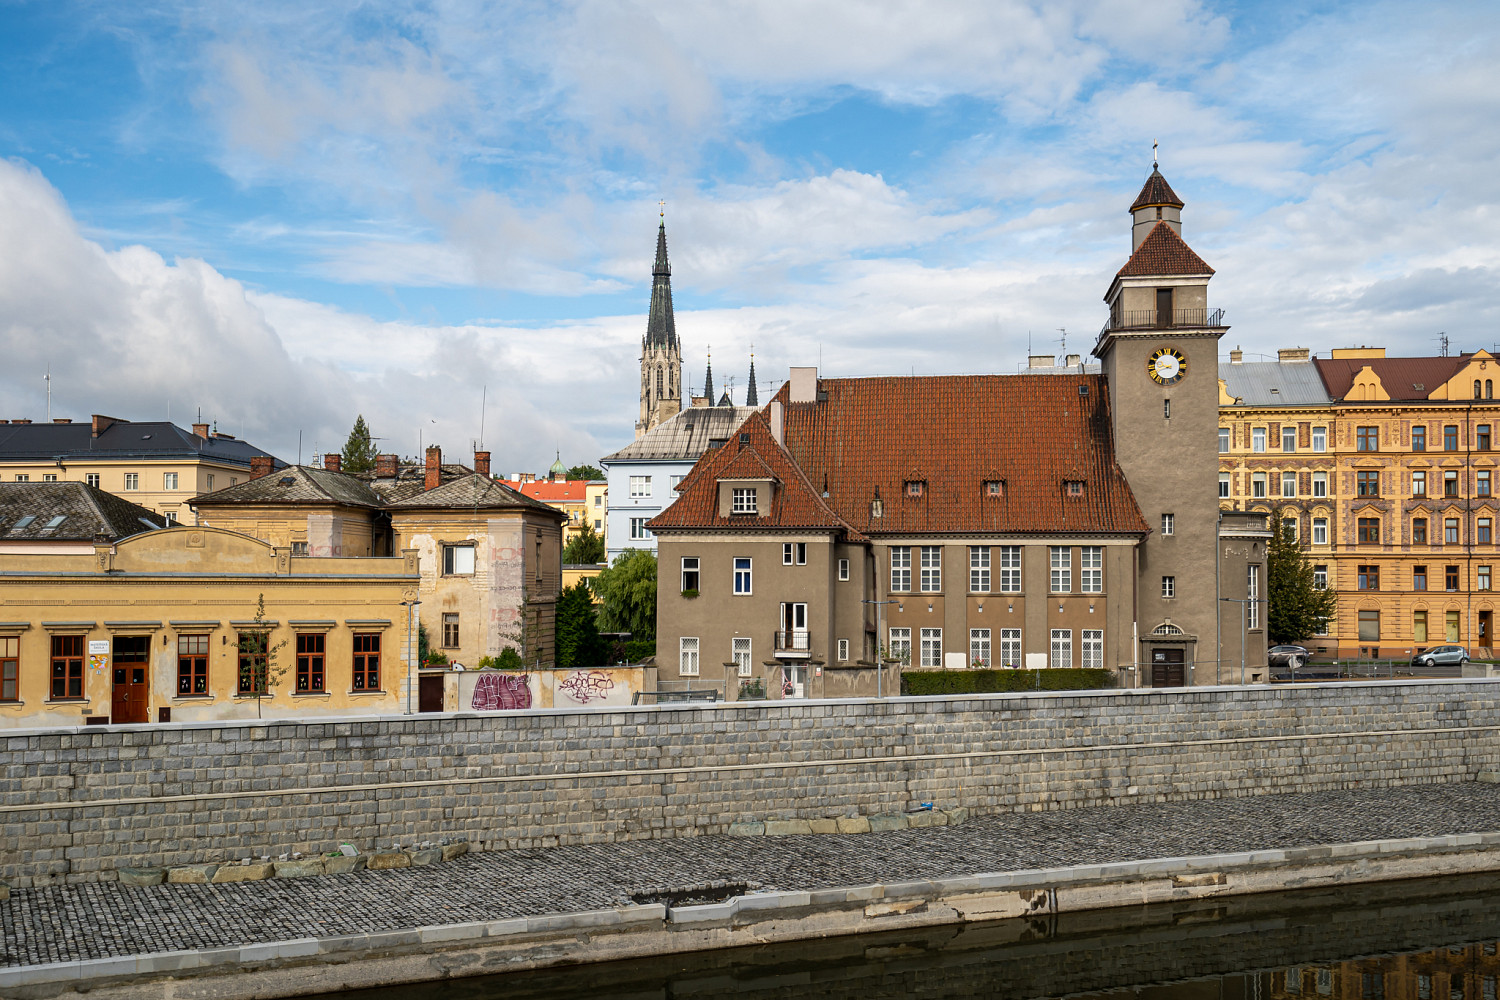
(515, 476), (608, 548)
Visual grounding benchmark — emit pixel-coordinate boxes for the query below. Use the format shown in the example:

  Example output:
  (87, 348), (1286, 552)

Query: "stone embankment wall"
(4, 680), (1498, 886)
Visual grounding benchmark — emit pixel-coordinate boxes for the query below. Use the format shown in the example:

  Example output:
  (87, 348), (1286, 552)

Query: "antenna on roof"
(298, 430), (303, 465)
(44, 365), (51, 423)
(1437, 331), (1450, 357)
(479, 386), (487, 450)
(1058, 327), (1067, 356)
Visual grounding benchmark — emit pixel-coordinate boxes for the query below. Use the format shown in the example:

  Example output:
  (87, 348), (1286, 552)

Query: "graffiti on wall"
(488, 520), (525, 657)
(471, 672), (532, 711)
(557, 670), (616, 705)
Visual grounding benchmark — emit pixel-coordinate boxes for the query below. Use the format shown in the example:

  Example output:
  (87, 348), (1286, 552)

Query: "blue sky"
(2, 1), (1498, 470)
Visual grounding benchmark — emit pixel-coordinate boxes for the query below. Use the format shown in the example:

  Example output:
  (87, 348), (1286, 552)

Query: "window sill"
(347, 689), (387, 696)
(0, 700), (24, 707)
(172, 694), (213, 701)
(291, 691), (330, 698)
(45, 698), (88, 705)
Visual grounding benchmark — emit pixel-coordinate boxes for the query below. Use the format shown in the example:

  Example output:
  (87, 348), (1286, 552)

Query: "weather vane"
(659, 199), (665, 218)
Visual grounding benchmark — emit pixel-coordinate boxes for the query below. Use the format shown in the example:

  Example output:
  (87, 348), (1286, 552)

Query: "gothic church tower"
(636, 216), (683, 438)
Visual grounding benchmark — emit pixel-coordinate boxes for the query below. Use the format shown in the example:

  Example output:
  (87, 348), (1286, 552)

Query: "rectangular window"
(733, 557), (752, 595)
(1252, 472), (1267, 498)
(1358, 564), (1380, 590)
(1312, 471), (1327, 498)
(1447, 609), (1461, 641)
(1412, 470), (1427, 496)
(1283, 472), (1299, 498)
(442, 612), (459, 648)
(204, 474), (213, 490)
(42, 473), (56, 482)
(1358, 517), (1380, 544)
(1284, 518), (1300, 543)
(837, 638), (849, 662)
(999, 629), (1022, 668)
(679, 637), (700, 676)
(1161, 575), (1176, 598)
(1161, 513), (1174, 535)
(1444, 470), (1459, 497)
(1357, 426), (1379, 451)
(731, 487), (757, 514)
(49, 635), (84, 699)
(838, 558), (849, 581)
(919, 628), (942, 667)
(1081, 546), (1103, 593)
(1481, 566), (1492, 591)
(888, 627), (911, 664)
(1414, 565), (1428, 591)
(1050, 629), (1072, 669)
(237, 632), (268, 694)
(442, 544), (476, 575)
(969, 546), (991, 593)
(123, 473), (139, 491)
(1219, 473), (1230, 499)
(1312, 426), (1327, 452)
(1412, 425), (1427, 451)
(1481, 425), (1493, 451)
(1050, 547), (1071, 592)
(1480, 471), (1492, 497)
(1248, 565), (1260, 629)
(352, 633), (380, 691)
(1312, 518), (1328, 545)
(1359, 608), (1381, 642)
(782, 542), (807, 565)
(0, 636), (17, 701)
(629, 475), (651, 498)
(919, 546), (942, 592)
(1313, 565), (1328, 590)
(681, 557), (699, 592)
(732, 637), (752, 676)
(1282, 426), (1297, 452)
(1357, 470), (1379, 496)
(1414, 518), (1428, 544)
(175, 634), (209, 695)
(669, 475), (684, 490)
(1414, 610), (1428, 644)
(295, 633), (325, 693)
(1218, 427), (1230, 453)
(1445, 425), (1459, 451)
(891, 546), (911, 592)
(630, 517), (653, 540)
(1481, 518), (1493, 544)
(85, 473), (100, 488)
(290, 541), (309, 557)
(1252, 427), (1266, 453)
(14, 474), (30, 483)
(999, 546), (1022, 592)
(1446, 518), (1460, 544)
(969, 628), (990, 668)
(1446, 565), (1461, 591)
(161, 472), (178, 490)
(1082, 629), (1104, 670)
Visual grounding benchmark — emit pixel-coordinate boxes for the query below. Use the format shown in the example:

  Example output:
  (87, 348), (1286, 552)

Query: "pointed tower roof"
(717, 390), (732, 407)
(745, 355), (758, 407)
(1117, 221), (1214, 277)
(549, 450), (567, 477)
(644, 220), (678, 349)
(1130, 168), (1184, 212)
(703, 356), (714, 403)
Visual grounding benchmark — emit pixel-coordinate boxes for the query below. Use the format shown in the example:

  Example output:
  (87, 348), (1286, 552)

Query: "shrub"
(738, 678), (766, 700)
(900, 668), (1115, 696)
(623, 638), (656, 663)
(494, 648), (524, 671)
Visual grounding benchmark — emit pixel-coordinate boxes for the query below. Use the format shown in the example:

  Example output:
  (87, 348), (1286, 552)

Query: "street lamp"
(861, 598), (902, 698)
(1219, 596), (1267, 685)
(401, 598), (422, 714)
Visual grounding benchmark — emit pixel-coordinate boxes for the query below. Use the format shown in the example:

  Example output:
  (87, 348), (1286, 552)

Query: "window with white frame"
(1252, 472), (1266, 498)
(1312, 517), (1328, 545)
(123, 473), (139, 490)
(442, 544), (476, 575)
(42, 473), (56, 482)
(837, 638), (849, 661)
(1252, 427), (1266, 453)
(86, 473), (101, 488)
(999, 629), (1021, 668)
(1282, 471), (1297, 498)
(1248, 565), (1260, 629)
(1082, 629), (1103, 670)
(163, 472), (178, 490)
(629, 517), (651, 540)
(1162, 575), (1176, 598)
(919, 628), (942, 668)
(669, 475), (684, 490)
(1219, 473), (1230, 498)
(731, 487), (757, 514)
(969, 546), (990, 592)
(999, 546), (1021, 592)
(681, 557), (699, 592)
(1282, 426), (1297, 452)
(1050, 629), (1071, 669)
(629, 475), (651, 498)
(1312, 426), (1327, 452)
(1313, 471), (1327, 498)
(203, 474), (212, 490)
(890, 546), (911, 592)
(732, 637), (752, 676)
(679, 637), (700, 676)
(1218, 427), (1229, 453)
(783, 542), (807, 565)
(1313, 565), (1327, 590)
(838, 558), (849, 581)
(1050, 546), (1071, 592)
(1080, 546), (1103, 593)
(969, 628), (990, 668)
(733, 557), (752, 594)
(1161, 513), (1174, 535)
(919, 546), (941, 592)
(888, 627), (911, 663)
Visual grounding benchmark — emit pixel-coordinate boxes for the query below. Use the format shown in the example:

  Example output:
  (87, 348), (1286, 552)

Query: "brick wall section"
(4, 680), (1500, 886)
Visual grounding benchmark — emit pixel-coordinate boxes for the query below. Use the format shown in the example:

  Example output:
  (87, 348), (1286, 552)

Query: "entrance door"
(1150, 647), (1185, 688)
(1480, 610), (1492, 650)
(780, 602), (809, 651)
(418, 674), (445, 712)
(111, 636), (151, 724)
(780, 665), (806, 699)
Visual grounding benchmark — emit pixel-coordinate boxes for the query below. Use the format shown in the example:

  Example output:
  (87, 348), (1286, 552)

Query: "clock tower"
(1093, 166), (1232, 686)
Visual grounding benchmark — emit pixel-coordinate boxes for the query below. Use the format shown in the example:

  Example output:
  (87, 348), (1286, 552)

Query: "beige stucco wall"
(193, 503), (379, 556)
(0, 457), (256, 522)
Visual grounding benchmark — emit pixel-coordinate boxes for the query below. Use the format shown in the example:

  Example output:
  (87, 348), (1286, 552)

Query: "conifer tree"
(340, 415), (378, 474)
(1267, 507), (1336, 645)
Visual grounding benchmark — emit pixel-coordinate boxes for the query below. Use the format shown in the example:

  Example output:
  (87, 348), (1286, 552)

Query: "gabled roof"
(1130, 168), (1184, 211)
(191, 465), (385, 508)
(1315, 355), (1489, 402)
(518, 479), (593, 503)
(0, 418), (280, 467)
(0, 482), (167, 542)
(383, 473), (564, 517)
(602, 406), (760, 463)
(1117, 221), (1214, 278)
(1219, 361), (1333, 406)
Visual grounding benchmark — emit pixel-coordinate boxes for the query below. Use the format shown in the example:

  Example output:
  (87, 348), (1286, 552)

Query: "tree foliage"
(1267, 507), (1336, 646)
(236, 594), (288, 718)
(594, 549), (657, 640)
(565, 464), (603, 481)
(561, 522), (606, 564)
(340, 415), (379, 474)
(555, 581), (606, 669)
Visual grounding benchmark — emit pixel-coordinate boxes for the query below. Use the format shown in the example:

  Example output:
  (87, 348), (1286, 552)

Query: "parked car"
(1267, 644), (1310, 669)
(1411, 645), (1469, 668)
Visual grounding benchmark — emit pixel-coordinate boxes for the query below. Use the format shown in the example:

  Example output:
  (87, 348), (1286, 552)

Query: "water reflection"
(315, 873), (1500, 999)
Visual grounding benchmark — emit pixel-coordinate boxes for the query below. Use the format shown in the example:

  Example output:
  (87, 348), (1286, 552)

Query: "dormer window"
(731, 487), (757, 514)
(906, 481), (924, 498)
(985, 480), (1003, 497)
(1065, 480), (1085, 496)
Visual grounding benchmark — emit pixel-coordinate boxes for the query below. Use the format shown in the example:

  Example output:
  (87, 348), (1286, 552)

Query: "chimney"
(53, 418), (73, 424)
(193, 422), (210, 439)
(1065, 354), (1081, 368)
(1028, 355), (1056, 369)
(770, 400), (784, 447)
(91, 414), (121, 437)
(789, 366), (818, 404)
(250, 456), (274, 479)
(12, 419), (31, 425)
(375, 453), (398, 478)
(1230, 347), (1243, 364)
(323, 454), (342, 473)
(424, 445), (442, 491)
(1278, 347), (1312, 363)
(474, 451), (491, 477)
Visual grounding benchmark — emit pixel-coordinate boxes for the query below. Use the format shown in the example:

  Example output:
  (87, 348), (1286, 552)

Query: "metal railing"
(774, 630), (811, 654)
(1100, 307), (1226, 335)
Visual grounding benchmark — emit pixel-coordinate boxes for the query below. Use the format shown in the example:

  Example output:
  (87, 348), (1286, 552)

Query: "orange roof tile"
(517, 480), (592, 502)
(1117, 222), (1214, 278)
(1129, 168), (1184, 211)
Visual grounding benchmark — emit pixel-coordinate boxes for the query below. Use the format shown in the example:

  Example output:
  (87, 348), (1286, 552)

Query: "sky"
(2, 1), (1499, 472)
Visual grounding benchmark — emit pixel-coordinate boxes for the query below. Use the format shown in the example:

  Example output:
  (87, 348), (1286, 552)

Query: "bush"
(493, 648), (524, 670)
(900, 668), (1115, 696)
(623, 638), (656, 663)
(738, 678), (766, 700)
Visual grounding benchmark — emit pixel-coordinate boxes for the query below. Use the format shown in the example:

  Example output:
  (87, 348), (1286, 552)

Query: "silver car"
(1411, 645), (1469, 668)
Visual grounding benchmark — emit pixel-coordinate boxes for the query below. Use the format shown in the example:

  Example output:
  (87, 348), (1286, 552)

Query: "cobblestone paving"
(7, 783), (1500, 968)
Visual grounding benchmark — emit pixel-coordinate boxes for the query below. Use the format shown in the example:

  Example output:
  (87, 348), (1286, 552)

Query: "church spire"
(644, 217), (677, 348)
(703, 350), (714, 404)
(635, 207), (683, 439)
(745, 351), (758, 407)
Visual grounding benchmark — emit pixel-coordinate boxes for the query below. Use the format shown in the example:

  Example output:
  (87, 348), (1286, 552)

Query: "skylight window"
(13, 516), (35, 529)
(44, 516), (66, 528)
(279, 477), (295, 485)
(139, 518), (160, 530)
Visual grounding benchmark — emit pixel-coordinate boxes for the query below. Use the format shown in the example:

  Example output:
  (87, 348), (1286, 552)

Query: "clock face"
(1147, 347), (1188, 385)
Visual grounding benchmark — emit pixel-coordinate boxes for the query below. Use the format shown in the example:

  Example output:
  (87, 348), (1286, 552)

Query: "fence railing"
(1100, 306), (1226, 335)
(774, 630), (811, 654)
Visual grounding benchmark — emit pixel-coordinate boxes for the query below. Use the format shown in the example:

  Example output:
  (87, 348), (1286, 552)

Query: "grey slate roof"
(189, 463), (561, 518)
(0, 483), (167, 542)
(601, 405), (760, 464)
(382, 473), (563, 516)
(1219, 360), (1334, 406)
(0, 418), (280, 468)
(191, 465), (385, 508)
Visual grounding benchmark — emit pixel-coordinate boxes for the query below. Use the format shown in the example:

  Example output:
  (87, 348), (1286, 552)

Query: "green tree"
(565, 464), (603, 481)
(594, 549), (657, 640)
(1267, 507), (1336, 645)
(561, 522), (606, 564)
(236, 594), (289, 718)
(555, 581), (606, 669)
(340, 415), (378, 474)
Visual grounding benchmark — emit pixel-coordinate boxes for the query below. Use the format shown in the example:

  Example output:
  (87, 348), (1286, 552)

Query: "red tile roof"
(517, 479), (592, 503)
(1117, 222), (1214, 278)
(1314, 354), (1490, 401)
(1129, 168), (1184, 211)
(652, 374), (1148, 538)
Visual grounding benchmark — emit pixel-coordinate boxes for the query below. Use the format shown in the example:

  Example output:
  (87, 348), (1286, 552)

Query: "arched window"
(1487, 380), (1493, 399)
(1476, 380), (1483, 399)
(656, 366), (664, 399)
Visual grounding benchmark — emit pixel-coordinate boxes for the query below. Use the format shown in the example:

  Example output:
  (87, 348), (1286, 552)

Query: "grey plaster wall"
(3, 679), (1498, 886)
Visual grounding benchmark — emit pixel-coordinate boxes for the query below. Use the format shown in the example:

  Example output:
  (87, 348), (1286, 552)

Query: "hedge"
(900, 668), (1116, 696)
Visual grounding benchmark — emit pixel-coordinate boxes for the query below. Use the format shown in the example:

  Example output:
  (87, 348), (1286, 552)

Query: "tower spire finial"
(1153, 138), (1158, 170)
(659, 198), (665, 219)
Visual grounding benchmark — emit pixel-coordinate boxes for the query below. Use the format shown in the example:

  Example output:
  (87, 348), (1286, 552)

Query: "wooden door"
(418, 674), (445, 713)
(1156, 287), (1173, 327)
(1150, 648), (1185, 688)
(111, 635), (151, 724)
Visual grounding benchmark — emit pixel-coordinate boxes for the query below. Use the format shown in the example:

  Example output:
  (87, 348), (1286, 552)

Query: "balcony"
(1099, 307), (1226, 336)
(774, 630), (812, 657)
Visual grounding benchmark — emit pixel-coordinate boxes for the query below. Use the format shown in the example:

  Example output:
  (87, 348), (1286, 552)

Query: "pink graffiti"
(471, 673), (532, 711)
(557, 670), (617, 705)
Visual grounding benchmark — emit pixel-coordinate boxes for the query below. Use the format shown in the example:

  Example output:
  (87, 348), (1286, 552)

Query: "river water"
(312, 873), (1500, 999)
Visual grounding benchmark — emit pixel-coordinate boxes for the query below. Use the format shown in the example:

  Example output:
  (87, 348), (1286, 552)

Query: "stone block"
(117, 867), (166, 887)
(273, 859), (326, 879)
(727, 821), (765, 837)
(167, 864), (219, 884)
(808, 819), (838, 835)
(367, 851), (411, 870)
(868, 814), (908, 832)
(765, 819), (813, 836)
(907, 810), (945, 828)
(836, 816), (872, 834)
(441, 841), (470, 861)
(211, 862), (273, 883)
(409, 848), (443, 866)
(324, 855), (368, 875)
(943, 807), (970, 825)
(0, 882), (9, 901)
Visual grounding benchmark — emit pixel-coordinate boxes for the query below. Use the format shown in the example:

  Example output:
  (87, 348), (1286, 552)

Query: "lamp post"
(1219, 596), (1267, 685)
(861, 598), (902, 698)
(401, 597), (422, 714)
